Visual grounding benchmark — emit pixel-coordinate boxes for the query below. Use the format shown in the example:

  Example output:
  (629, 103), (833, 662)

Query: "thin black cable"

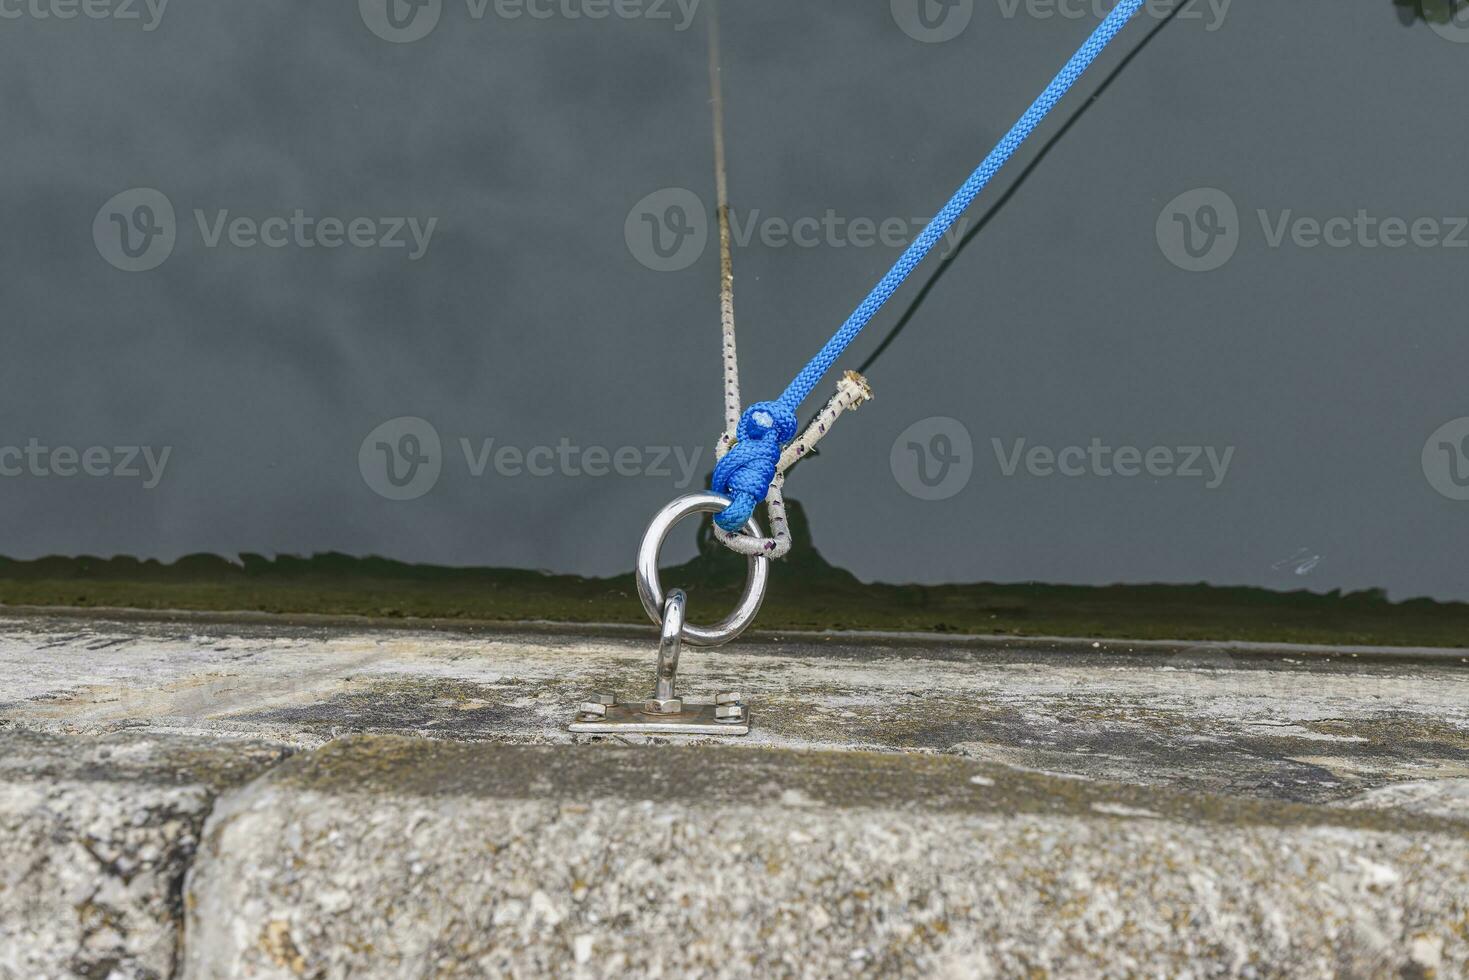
(855, 1), (1185, 376)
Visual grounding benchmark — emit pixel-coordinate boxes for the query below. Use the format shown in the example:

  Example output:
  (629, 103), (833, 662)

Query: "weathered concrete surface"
(4, 614), (1469, 807)
(2, 612), (1469, 977)
(182, 739), (1469, 979)
(0, 730), (288, 980)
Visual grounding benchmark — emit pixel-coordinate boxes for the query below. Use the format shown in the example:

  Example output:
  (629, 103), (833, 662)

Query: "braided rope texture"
(712, 0), (1147, 532)
(715, 371), (872, 556)
(779, 0), (1147, 412)
(710, 401), (799, 531)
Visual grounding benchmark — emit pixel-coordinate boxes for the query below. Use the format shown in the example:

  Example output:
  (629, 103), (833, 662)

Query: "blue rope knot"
(710, 400), (798, 532)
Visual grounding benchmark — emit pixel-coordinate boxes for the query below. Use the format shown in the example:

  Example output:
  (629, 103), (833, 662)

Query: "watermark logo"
(0, 0), (169, 30)
(1423, 417), (1469, 501)
(486, 0), (701, 28)
(192, 210), (437, 258)
(93, 188), (177, 273)
(1156, 187), (1239, 273)
(361, 0), (701, 42)
(992, 438), (1234, 488)
(891, 421), (1235, 498)
(625, 187), (707, 272)
(457, 437), (703, 485)
(891, 0), (974, 42)
(891, 416), (974, 500)
(359, 0), (442, 42)
(0, 439), (171, 488)
(1158, 187), (1469, 273)
(93, 189), (439, 272)
(359, 418), (706, 500)
(893, 0), (1230, 42)
(360, 417), (443, 501)
(724, 208), (970, 257)
(625, 188), (974, 273)
(1429, 2), (1469, 43)
(994, 0), (1230, 32)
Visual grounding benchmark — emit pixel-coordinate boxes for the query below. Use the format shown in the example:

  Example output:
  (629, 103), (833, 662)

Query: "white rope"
(708, 7), (740, 454)
(705, 3), (872, 559)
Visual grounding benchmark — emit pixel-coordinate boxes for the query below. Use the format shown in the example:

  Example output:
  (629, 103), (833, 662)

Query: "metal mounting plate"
(569, 701), (749, 736)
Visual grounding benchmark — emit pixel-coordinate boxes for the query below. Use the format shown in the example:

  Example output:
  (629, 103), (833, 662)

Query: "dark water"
(2, 0), (1466, 600)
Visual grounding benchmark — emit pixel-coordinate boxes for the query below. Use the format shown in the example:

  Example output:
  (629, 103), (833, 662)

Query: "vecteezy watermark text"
(725, 209), (969, 255)
(625, 187), (972, 273)
(94, 189), (438, 272)
(0, 0), (168, 30)
(359, 0), (701, 44)
(991, 437), (1234, 488)
(891, 0), (1229, 44)
(1157, 187), (1469, 273)
(890, 416), (1236, 500)
(994, 0), (1230, 30)
(359, 417), (705, 500)
(0, 439), (171, 488)
(460, 438), (702, 484)
(194, 210), (437, 258)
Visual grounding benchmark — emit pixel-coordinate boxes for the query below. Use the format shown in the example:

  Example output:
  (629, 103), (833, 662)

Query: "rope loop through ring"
(636, 492), (770, 647)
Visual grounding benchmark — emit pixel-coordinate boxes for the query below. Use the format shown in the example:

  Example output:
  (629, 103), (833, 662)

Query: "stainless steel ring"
(636, 493), (770, 647)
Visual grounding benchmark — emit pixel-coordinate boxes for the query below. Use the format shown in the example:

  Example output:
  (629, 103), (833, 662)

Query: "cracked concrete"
(2, 612), (1468, 977)
(0, 730), (288, 979)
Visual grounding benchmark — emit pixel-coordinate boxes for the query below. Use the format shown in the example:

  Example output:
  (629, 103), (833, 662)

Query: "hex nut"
(714, 703), (745, 722)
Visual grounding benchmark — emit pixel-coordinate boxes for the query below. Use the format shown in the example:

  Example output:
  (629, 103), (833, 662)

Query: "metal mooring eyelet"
(644, 589), (686, 715)
(569, 494), (762, 736)
(635, 492), (770, 647)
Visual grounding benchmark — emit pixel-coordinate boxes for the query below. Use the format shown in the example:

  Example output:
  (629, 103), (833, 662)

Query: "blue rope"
(712, 0), (1148, 532)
